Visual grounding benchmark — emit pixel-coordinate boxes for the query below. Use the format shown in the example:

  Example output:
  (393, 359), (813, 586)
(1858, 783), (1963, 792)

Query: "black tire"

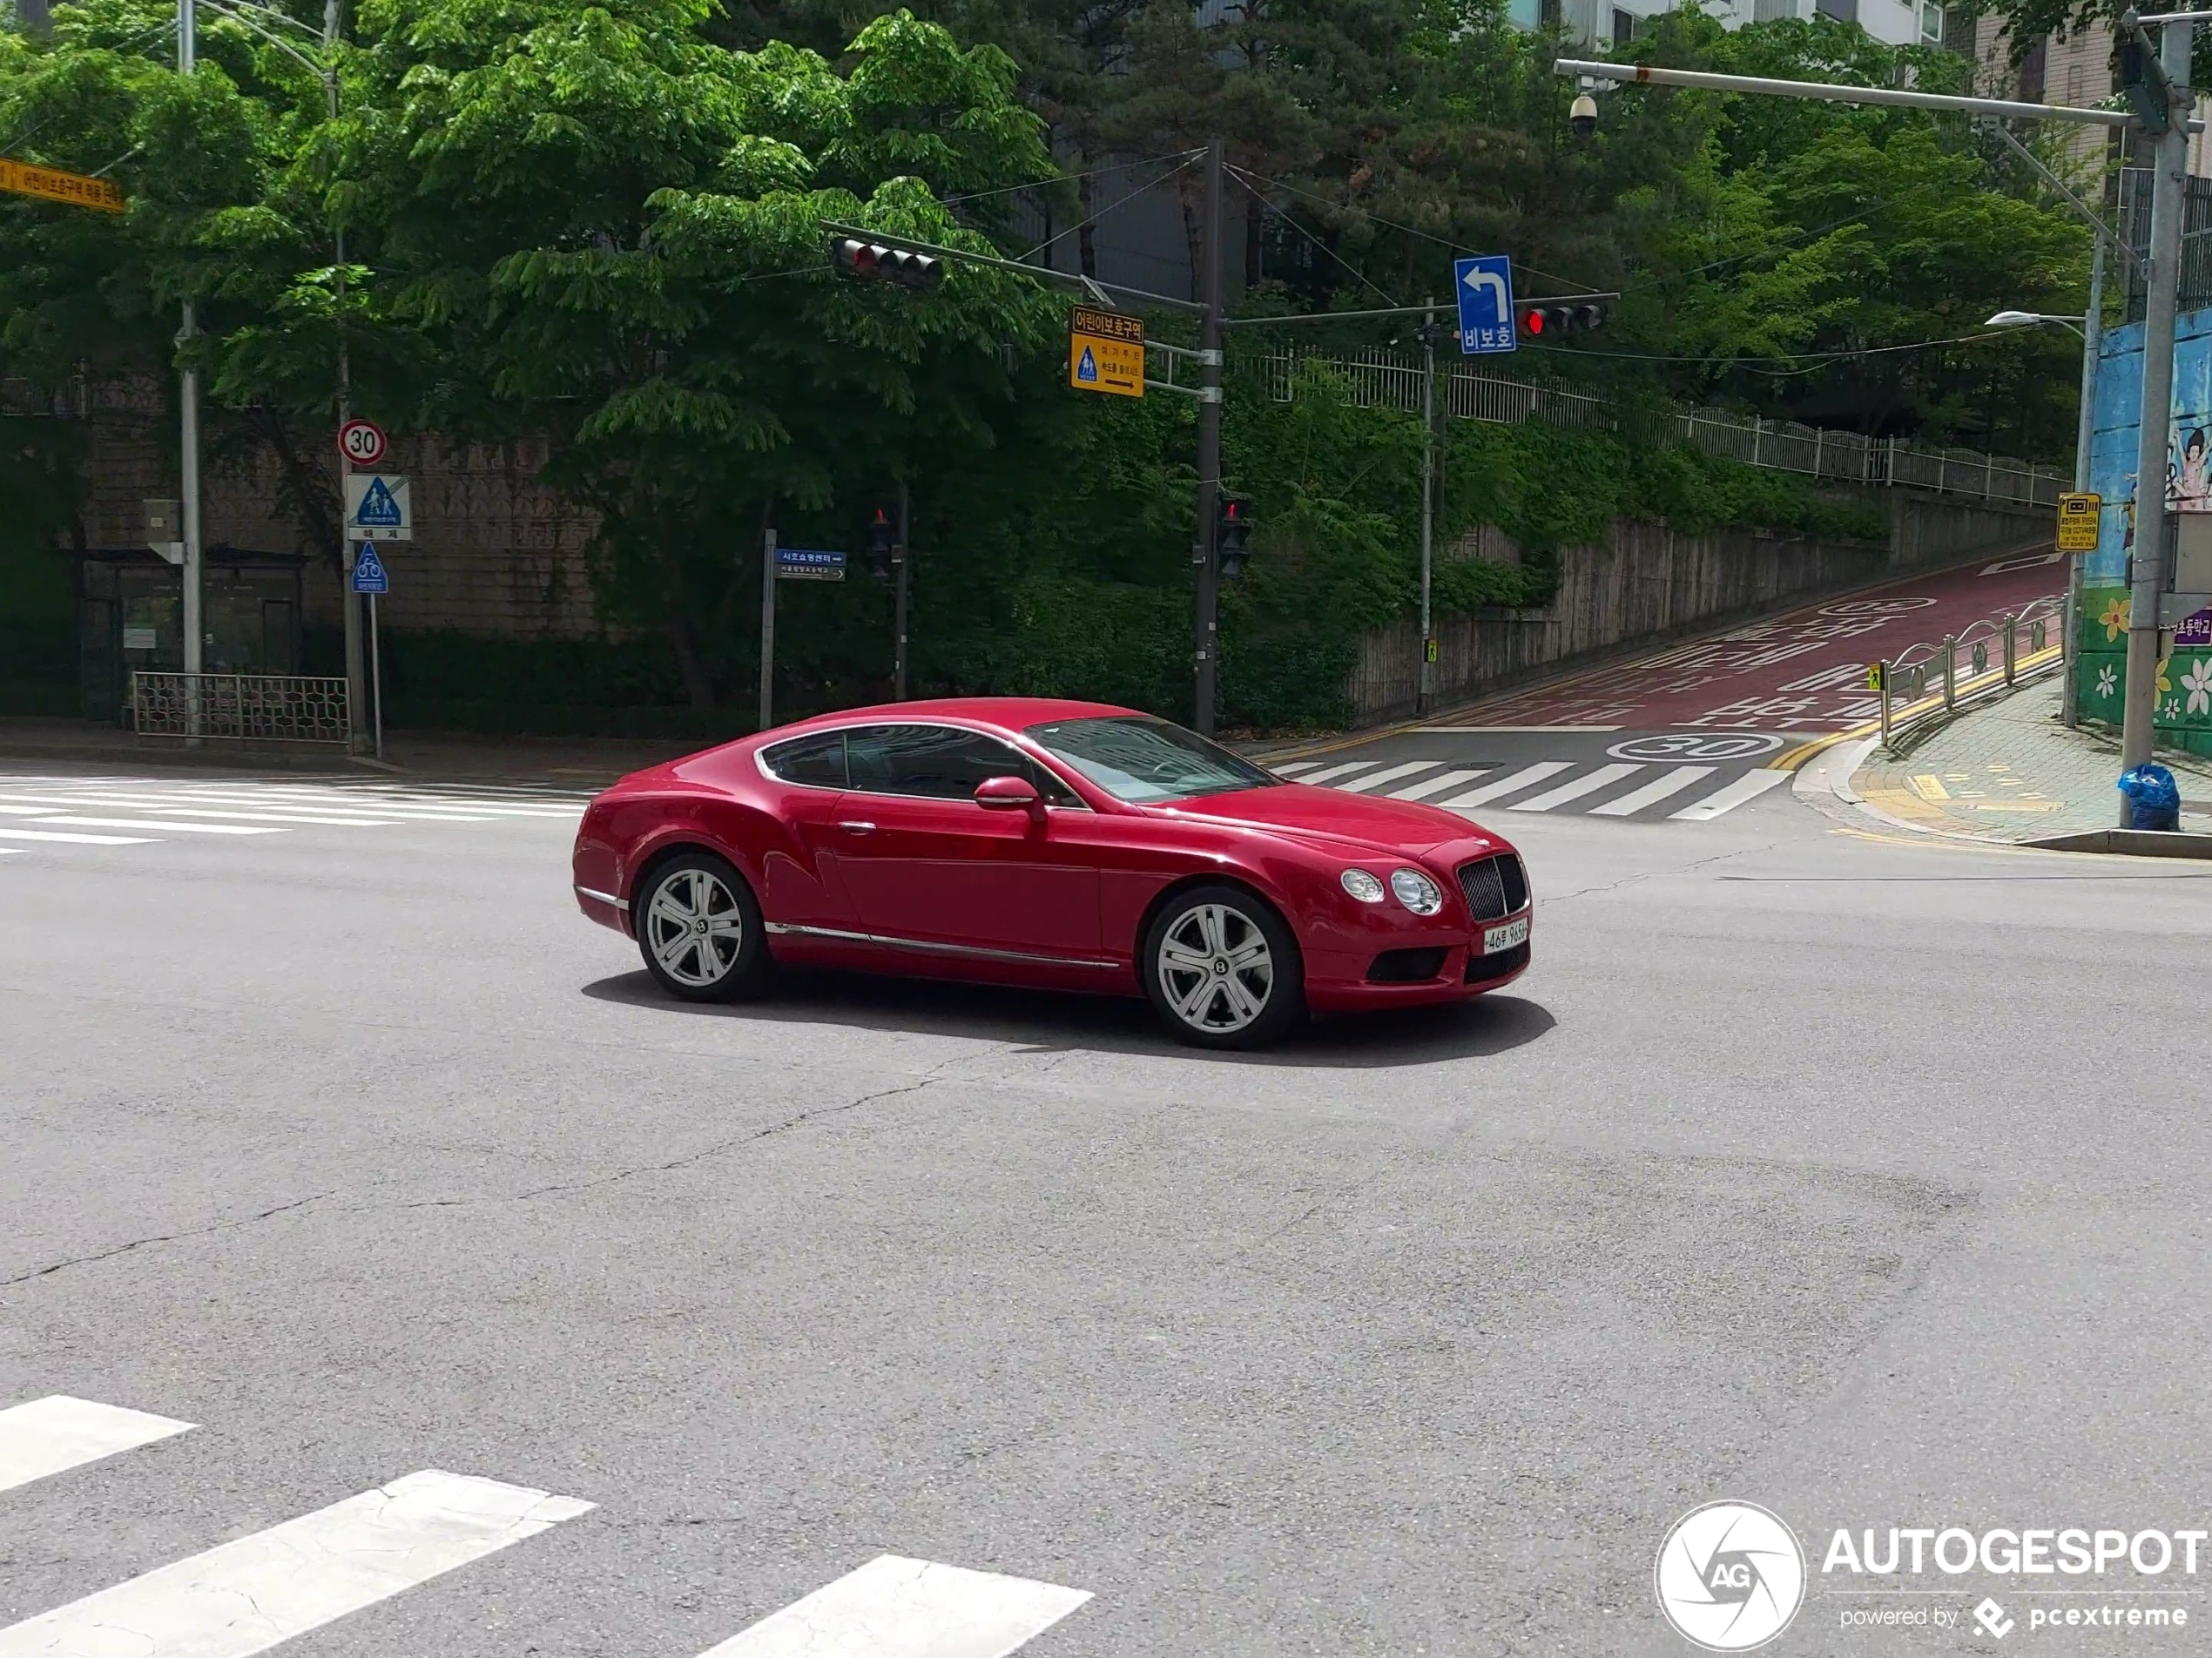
(1141, 882), (1305, 1049)
(634, 851), (772, 1003)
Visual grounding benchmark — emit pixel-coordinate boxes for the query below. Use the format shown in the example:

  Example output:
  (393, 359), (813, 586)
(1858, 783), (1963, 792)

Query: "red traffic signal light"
(829, 237), (944, 292)
(1217, 494), (1253, 581)
(865, 506), (896, 578)
(1517, 301), (1610, 339)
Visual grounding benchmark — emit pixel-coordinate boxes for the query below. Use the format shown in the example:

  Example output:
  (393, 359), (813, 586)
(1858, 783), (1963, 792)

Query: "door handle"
(836, 820), (877, 835)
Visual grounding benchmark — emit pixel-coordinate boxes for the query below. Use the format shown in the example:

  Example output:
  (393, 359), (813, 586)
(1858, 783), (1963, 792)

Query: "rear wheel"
(636, 852), (770, 1002)
(1142, 883), (1305, 1049)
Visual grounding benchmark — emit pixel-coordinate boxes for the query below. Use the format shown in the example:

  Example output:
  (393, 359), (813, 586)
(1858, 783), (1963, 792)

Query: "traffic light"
(2118, 36), (2174, 135)
(1517, 301), (1610, 339)
(865, 506), (895, 580)
(1217, 494), (1253, 582)
(828, 237), (945, 292)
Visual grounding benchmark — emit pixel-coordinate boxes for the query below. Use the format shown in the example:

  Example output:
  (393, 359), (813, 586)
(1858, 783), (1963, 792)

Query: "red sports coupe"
(571, 698), (1532, 1048)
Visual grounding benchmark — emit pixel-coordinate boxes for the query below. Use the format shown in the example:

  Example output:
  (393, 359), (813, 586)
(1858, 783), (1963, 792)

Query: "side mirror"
(974, 775), (1042, 812)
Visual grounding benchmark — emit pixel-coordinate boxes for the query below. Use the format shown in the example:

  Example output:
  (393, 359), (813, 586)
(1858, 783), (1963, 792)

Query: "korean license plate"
(1481, 915), (1529, 954)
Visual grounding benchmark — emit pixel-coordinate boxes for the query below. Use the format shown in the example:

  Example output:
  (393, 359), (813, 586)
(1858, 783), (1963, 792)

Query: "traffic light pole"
(894, 479), (911, 701)
(177, 0), (203, 743)
(1193, 139), (1226, 736)
(1419, 304), (1438, 716)
(759, 525), (777, 731)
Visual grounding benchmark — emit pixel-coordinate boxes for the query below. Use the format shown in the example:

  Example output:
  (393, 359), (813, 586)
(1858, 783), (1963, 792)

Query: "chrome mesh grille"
(1456, 853), (1529, 922)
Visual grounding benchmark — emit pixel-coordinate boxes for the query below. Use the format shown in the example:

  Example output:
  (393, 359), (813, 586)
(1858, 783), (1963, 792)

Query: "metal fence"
(1872, 596), (2067, 754)
(1251, 347), (2069, 509)
(132, 672), (352, 745)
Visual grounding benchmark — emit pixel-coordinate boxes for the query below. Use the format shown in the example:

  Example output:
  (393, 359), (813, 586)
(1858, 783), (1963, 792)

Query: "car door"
(749, 726), (858, 929)
(831, 723), (1103, 959)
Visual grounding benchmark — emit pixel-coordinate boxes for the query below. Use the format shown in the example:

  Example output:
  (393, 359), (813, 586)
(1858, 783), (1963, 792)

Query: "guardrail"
(132, 671), (352, 746)
(1251, 347), (2068, 509)
(1872, 596), (2066, 754)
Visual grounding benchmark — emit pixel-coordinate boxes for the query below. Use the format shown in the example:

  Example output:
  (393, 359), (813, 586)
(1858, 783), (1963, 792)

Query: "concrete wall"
(77, 387), (600, 639)
(1346, 491), (2049, 726)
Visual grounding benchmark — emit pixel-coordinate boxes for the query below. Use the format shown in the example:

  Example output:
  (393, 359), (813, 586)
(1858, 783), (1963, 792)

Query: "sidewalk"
(0, 717), (697, 788)
(1846, 678), (2212, 843)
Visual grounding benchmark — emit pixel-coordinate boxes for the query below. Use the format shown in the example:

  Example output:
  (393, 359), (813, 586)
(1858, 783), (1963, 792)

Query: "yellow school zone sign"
(0, 158), (126, 213)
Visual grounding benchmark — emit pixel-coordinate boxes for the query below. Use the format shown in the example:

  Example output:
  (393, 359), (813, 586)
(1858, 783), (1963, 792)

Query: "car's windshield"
(1025, 715), (1278, 804)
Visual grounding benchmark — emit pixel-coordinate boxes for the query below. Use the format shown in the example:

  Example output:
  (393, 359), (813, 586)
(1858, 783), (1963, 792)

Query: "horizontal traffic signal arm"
(1219, 293), (1620, 330)
(819, 221), (1206, 316)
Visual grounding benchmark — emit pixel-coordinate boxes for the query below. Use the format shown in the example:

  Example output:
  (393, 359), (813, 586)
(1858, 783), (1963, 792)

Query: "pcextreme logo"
(1655, 1501), (1807, 1652)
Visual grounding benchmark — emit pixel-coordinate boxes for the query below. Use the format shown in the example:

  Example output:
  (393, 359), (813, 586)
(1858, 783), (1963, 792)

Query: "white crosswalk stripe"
(1507, 763), (1644, 812)
(1269, 759), (1323, 776)
(1668, 767), (1793, 819)
(0, 1397), (193, 1494)
(0, 1470), (592, 1658)
(0, 1394), (1091, 1658)
(696, 1555), (1091, 1658)
(1335, 760), (1444, 794)
(1588, 765), (1716, 816)
(1439, 762), (1574, 810)
(0, 776), (590, 861)
(1285, 752), (1801, 822)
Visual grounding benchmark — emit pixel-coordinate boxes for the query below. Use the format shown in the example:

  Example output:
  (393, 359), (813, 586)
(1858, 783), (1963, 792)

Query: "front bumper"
(1302, 907), (1533, 1012)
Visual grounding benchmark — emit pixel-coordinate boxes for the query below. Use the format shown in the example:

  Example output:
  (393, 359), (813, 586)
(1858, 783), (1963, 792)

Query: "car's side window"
(760, 730), (847, 789)
(846, 724), (1080, 805)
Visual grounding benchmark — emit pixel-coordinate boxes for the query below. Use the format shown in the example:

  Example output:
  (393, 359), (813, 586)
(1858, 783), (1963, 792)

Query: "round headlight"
(1340, 868), (1386, 903)
(1391, 867), (1443, 914)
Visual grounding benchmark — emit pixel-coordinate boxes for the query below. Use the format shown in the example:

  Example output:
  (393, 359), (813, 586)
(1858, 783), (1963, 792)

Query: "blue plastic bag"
(2118, 764), (2182, 832)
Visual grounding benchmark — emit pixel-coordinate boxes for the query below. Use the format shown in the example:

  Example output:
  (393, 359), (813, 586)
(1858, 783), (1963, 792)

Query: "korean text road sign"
(340, 419), (388, 468)
(350, 545), (390, 594)
(1069, 306), (1145, 398)
(776, 547), (846, 583)
(343, 474), (413, 541)
(1453, 256), (1515, 355)
(2055, 491), (2101, 552)
(0, 158), (125, 213)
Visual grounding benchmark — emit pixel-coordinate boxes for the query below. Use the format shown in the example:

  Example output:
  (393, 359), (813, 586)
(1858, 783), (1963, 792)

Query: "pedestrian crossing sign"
(343, 473), (413, 541)
(350, 546), (390, 593)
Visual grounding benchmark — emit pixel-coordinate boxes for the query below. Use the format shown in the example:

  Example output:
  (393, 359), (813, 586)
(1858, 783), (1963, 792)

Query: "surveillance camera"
(1569, 91), (1598, 138)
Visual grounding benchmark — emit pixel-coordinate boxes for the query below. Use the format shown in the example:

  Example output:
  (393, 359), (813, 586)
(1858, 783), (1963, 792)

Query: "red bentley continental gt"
(571, 698), (1532, 1048)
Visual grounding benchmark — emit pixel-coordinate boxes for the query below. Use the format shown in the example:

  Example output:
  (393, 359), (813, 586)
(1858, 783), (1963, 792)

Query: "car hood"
(1158, 783), (1501, 859)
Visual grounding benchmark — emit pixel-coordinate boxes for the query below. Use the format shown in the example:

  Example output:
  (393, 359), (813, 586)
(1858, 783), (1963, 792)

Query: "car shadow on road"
(579, 968), (1553, 1068)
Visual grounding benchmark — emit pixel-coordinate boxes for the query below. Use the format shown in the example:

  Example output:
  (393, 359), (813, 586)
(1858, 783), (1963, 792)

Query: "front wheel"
(636, 851), (771, 1002)
(1142, 883), (1305, 1049)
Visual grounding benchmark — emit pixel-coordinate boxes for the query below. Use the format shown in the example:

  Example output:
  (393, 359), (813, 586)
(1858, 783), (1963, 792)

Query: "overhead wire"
(1015, 150), (1200, 264)
(940, 148), (1204, 210)
(1228, 164), (1401, 307)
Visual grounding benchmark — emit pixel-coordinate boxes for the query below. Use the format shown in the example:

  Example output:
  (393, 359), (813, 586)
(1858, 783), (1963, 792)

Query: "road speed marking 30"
(1606, 732), (1784, 762)
(339, 419), (388, 467)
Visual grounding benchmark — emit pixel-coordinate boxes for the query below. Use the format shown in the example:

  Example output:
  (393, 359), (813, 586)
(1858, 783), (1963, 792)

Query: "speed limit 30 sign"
(339, 418), (388, 468)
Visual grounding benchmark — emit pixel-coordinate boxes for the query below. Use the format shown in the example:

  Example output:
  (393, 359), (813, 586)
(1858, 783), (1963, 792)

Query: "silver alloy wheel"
(644, 867), (746, 987)
(1156, 901), (1275, 1035)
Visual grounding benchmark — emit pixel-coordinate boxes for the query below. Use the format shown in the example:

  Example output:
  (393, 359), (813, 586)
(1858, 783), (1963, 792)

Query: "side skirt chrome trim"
(763, 921), (1121, 971)
(575, 885), (628, 910)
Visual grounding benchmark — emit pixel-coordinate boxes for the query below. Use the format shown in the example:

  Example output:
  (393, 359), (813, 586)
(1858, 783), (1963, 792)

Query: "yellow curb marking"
(1911, 775), (1951, 801)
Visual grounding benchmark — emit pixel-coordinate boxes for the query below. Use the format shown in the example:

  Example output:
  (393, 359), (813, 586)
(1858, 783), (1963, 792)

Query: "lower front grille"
(1367, 946), (1448, 984)
(1467, 940), (1530, 982)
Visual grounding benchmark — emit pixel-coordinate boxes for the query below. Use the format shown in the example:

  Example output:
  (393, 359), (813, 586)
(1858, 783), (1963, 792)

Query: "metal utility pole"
(2121, 17), (2194, 798)
(2065, 233), (2107, 728)
(1192, 139), (1227, 736)
(759, 526), (777, 731)
(324, 0), (367, 751)
(1419, 300), (1438, 716)
(894, 479), (911, 700)
(177, 0), (203, 739)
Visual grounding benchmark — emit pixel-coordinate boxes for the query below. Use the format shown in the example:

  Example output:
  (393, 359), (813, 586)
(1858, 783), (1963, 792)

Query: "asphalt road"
(3, 761), (2209, 1656)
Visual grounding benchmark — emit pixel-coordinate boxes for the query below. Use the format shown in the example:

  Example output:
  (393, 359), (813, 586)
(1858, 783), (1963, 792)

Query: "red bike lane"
(1462, 550), (2067, 734)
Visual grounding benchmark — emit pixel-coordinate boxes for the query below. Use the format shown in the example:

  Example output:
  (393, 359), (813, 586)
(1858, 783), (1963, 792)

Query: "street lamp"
(1987, 254), (2108, 733)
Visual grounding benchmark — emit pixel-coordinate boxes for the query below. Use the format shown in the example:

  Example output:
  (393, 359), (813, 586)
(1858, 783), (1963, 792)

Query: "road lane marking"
(23, 817), (287, 836)
(1270, 761), (1322, 776)
(0, 1469), (592, 1658)
(1669, 768), (1793, 820)
(1335, 761), (1445, 793)
(1296, 760), (1384, 785)
(1386, 767), (1490, 801)
(0, 826), (158, 846)
(1438, 762), (1574, 810)
(1588, 765), (1717, 817)
(694, 1554), (1091, 1658)
(1508, 763), (1645, 812)
(0, 795), (400, 826)
(0, 1397), (194, 1494)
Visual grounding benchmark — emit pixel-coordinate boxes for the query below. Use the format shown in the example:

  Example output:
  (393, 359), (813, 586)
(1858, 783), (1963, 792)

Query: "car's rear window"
(1025, 715), (1275, 804)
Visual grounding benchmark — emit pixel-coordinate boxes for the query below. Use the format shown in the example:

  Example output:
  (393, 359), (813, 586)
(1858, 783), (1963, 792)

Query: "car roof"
(775, 697), (1143, 735)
